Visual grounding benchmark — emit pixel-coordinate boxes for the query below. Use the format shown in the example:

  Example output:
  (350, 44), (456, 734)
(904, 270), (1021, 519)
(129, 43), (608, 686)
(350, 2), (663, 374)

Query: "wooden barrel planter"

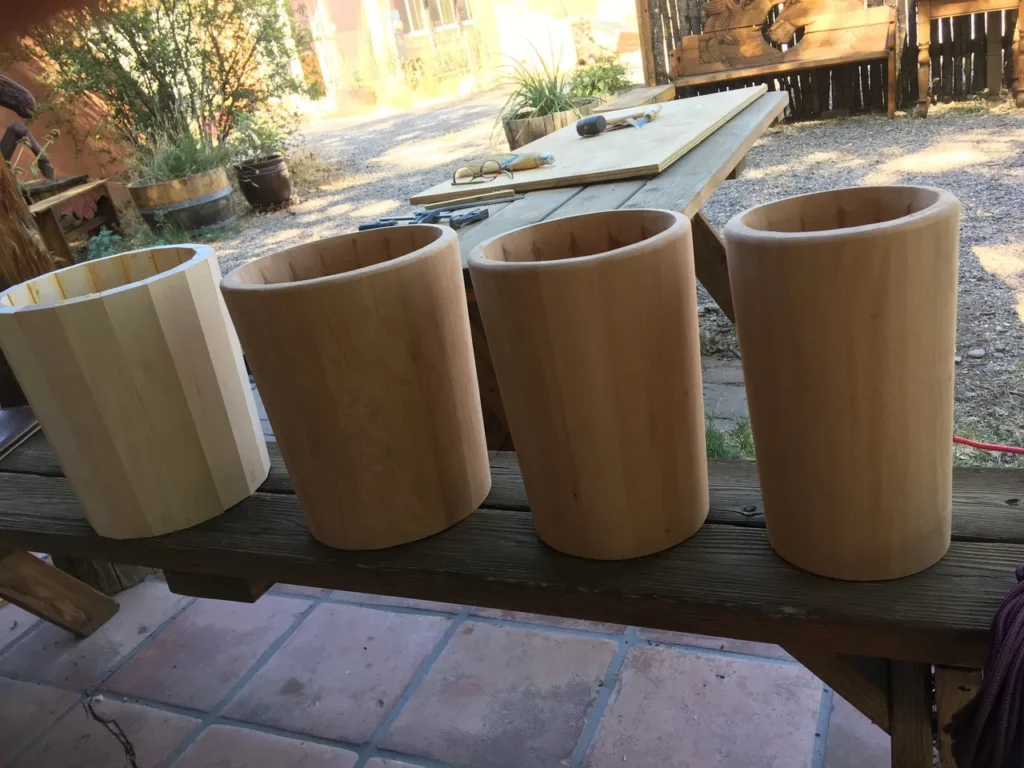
(220, 225), (491, 550)
(503, 101), (595, 150)
(724, 186), (961, 581)
(0, 245), (270, 539)
(235, 154), (293, 212)
(128, 168), (235, 233)
(468, 209), (708, 560)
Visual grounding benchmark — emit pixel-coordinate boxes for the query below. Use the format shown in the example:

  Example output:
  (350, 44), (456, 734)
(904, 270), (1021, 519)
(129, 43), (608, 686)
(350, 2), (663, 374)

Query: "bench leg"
(935, 665), (982, 767)
(889, 660), (933, 767)
(888, 50), (897, 118)
(726, 156), (746, 180)
(0, 551), (118, 637)
(916, 0), (932, 117)
(691, 212), (735, 323)
(32, 208), (73, 267)
(783, 648), (890, 732)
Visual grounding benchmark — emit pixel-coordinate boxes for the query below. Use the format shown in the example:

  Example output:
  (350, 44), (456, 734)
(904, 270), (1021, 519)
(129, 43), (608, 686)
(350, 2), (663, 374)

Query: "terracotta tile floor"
(0, 579), (890, 767)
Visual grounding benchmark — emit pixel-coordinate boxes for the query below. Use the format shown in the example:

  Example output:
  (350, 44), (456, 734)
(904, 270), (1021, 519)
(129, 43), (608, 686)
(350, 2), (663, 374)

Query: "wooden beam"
(916, 0), (933, 116)
(935, 665), (982, 767)
(987, 10), (1004, 97)
(163, 571), (271, 603)
(889, 661), (934, 768)
(0, 551), (118, 637)
(691, 212), (735, 322)
(635, 0), (658, 87)
(784, 647), (890, 732)
(1015, 0), (1024, 107)
(725, 156), (746, 179)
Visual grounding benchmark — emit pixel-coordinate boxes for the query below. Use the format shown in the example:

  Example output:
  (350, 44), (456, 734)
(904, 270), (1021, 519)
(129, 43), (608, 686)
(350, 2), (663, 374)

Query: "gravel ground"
(215, 95), (1024, 465)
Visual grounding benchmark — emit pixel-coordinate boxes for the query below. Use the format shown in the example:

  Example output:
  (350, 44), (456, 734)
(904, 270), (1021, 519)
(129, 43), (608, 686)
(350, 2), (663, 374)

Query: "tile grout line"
(810, 685), (835, 768)
(158, 598), (321, 767)
(3, 595), (198, 768)
(0, 617), (46, 662)
(566, 626), (636, 768)
(352, 606), (472, 768)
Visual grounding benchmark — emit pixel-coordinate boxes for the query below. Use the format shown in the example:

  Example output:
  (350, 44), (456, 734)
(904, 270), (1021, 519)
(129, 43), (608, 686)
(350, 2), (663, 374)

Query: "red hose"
(953, 435), (1024, 455)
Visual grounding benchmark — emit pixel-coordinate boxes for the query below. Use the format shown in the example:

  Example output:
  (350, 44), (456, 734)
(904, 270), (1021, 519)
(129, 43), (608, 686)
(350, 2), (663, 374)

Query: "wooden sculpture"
(220, 225), (490, 550)
(0, 245), (271, 538)
(468, 209), (709, 560)
(724, 186), (961, 581)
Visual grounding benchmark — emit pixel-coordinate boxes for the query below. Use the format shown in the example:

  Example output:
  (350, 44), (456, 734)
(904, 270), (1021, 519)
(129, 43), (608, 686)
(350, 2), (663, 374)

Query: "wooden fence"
(640, 0), (1020, 118)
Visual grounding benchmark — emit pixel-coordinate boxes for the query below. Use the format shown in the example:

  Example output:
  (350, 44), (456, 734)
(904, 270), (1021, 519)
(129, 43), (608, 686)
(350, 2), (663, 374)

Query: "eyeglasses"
(452, 159), (513, 186)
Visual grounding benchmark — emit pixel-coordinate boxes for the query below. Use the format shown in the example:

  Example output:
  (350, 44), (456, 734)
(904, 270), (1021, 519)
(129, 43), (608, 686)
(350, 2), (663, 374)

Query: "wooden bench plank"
(0, 454), (1015, 666)
(890, 661), (935, 767)
(27, 179), (107, 215)
(7, 434), (1024, 545)
(457, 187), (582, 261)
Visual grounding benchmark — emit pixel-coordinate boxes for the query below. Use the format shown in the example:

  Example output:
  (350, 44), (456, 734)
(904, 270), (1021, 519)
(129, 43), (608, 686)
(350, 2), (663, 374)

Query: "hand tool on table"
(576, 104), (663, 137)
(452, 152), (555, 186)
(358, 207), (489, 231)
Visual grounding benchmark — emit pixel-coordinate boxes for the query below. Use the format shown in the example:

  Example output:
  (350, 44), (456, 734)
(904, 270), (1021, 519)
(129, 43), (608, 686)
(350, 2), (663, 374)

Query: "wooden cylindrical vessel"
(468, 209), (708, 560)
(128, 168), (235, 233)
(0, 245), (270, 539)
(724, 186), (961, 581)
(220, 225), (491, 550)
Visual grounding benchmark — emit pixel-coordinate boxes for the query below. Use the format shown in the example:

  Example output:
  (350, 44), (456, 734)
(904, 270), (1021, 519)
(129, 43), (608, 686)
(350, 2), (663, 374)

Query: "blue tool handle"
(357, 220), (399, 231)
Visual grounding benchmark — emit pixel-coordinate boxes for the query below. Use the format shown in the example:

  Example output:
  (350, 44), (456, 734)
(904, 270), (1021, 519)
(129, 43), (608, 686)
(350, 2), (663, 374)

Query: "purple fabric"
(946, 563), (1024, 767)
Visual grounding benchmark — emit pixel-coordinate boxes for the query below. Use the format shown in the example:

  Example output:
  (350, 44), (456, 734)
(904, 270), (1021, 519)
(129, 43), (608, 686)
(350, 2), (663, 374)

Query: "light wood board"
(593, 84), (676, 112)
(410, 85), (767, 205)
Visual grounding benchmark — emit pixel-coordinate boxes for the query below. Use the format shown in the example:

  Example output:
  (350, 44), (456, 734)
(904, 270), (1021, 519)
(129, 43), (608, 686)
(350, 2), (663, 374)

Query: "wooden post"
(917, 0), (932, 115)
(691, 211), (735, 322)
(987, 10), (1004, 97)
(889, 660), (934, 768)
(1015, 1), (1024, 105)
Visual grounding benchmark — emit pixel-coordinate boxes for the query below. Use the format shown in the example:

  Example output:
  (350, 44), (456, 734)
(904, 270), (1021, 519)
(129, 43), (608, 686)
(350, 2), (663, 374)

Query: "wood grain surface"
(725, 186), (961, 581)
(468, 209), (708, 559)
(411, 86), (767, 205)
(0, 245), (270, 539)
(220, 225), (490, 550)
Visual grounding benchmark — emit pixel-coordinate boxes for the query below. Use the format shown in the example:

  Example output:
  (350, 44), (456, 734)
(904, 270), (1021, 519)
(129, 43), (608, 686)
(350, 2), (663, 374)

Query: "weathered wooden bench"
(28, 179), (120, 266)
(669, 0), (897, 117)
(915, 0), (1024, 115)
(0, 430), (1015, 766)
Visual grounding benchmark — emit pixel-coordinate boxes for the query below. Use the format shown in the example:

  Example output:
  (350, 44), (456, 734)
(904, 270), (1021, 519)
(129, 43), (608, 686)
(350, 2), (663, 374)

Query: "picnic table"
(0, 90), (1005, 767)
(459, 90), (785, 449)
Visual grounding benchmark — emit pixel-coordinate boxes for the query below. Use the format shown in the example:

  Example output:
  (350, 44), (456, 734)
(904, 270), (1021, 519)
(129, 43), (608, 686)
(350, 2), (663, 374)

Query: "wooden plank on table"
(690, 211), (734, 321)
(889, 661), (934, 768)
(164, 571), (271, 603)
(593, 84), (676, 112)
(457, 187), (583, 257)
(0, 455), (1019, 667)
(410, 87), (767, 205)
(624, 92), (788, 218)
(935, 666), (982, 767)
(0, 550), (117, 637)
(784, 648), (890, 732)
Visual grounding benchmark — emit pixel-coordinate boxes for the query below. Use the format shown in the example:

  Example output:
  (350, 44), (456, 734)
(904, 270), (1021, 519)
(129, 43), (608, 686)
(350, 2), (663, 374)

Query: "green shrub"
(129, 132), (234, 183)
(497, 49), (593, 123)
(86, 227), (123, 261)
(231, 110), (299, 164)
(569, 55), (632, 98)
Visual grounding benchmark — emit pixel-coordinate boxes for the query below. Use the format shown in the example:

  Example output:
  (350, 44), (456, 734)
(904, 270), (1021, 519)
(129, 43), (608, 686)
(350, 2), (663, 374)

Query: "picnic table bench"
(0, 430), (1014, 766)
(0, 89), (1004, 766)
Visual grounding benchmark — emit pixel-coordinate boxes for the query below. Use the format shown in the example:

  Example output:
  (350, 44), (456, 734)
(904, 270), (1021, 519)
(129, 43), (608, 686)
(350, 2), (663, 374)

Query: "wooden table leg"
(889, 660), (934, 767)
(726, 156), (746, 180)
(465, 281), (513, 451)
(935, 665), (982, 767)
(691, 212), (735, 323)
(0, 551), (118, 637)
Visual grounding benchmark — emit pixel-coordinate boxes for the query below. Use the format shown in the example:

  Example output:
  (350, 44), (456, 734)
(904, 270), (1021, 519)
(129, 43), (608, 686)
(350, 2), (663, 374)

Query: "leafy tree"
(24, 0), (318, 148)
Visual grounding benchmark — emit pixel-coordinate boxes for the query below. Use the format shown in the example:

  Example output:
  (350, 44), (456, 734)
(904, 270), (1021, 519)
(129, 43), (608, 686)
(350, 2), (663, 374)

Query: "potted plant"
(569, 55), (633, 105)
(497, 52), (597, 150)
(231, 111), (296, 212)
(127, 132), (236, 233)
